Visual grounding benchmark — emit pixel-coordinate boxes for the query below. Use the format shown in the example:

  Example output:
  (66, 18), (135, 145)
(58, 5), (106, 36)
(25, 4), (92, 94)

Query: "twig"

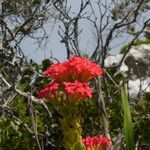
(96, 77), (110, 138)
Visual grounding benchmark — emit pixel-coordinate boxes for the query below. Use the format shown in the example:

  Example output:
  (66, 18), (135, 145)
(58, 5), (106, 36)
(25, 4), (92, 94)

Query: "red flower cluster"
(38, 82), (59, 100)
(64, 81), (92, 101)
(38, 56), (103, 102)
(43, 56), (103, 82)
(82, 135), (111, 150)
(69, 57), (103, 81)
(43, 62), (69, 83)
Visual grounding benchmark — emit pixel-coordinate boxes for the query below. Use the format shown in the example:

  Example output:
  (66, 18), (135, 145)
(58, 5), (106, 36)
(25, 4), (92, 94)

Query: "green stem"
(60, 105), (85, 150)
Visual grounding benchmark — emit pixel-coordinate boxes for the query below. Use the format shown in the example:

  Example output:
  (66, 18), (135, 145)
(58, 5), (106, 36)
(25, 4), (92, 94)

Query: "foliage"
(133, 92), (150, 149)
(121, 81), (134, 150)
(120, 39), (150, 54)
(1, 57), (150, 149)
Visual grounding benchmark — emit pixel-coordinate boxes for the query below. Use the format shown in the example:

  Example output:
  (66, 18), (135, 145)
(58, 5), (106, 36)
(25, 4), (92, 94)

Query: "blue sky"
(21, 0), (143, 64)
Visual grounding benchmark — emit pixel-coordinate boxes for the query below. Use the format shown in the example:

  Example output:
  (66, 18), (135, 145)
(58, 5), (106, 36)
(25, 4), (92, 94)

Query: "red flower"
(69, 56), (103, 82)
(43, 56), (103, 83)
(43, 62), (70, 83)
(63, 81), (92, 101)
(38, 82), (59, 100)
(39, 57), (103, 102)
(82, 135), (111, 150)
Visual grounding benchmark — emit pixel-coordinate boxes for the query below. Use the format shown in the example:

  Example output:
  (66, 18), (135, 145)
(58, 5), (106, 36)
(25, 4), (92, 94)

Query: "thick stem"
(60, 105), (85, 150)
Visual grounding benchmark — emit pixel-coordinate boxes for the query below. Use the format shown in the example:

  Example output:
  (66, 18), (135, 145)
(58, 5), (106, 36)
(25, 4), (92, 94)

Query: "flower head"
(43, 62), (70, 83)
(43, 56), (103, 83)
(82, 135), (111, 150)
(38, 82), (59, 100)
(38, 57), (103, 102)
(69, 56), (103, 81)
(63, 80), (92, 101)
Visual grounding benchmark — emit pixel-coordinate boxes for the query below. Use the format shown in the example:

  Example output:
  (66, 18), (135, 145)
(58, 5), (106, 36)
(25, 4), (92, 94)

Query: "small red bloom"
(38, 82), (59, 100)
(43, 62), (70, 83)
(69, 56), (103, 81)
(82, 135), (111, 150)
(63, 80), (92, 101)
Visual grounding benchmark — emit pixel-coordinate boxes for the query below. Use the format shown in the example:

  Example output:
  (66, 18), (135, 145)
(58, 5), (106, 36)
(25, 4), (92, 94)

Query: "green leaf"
(32, 0), (40, 6)
(42, 59), (52, 71)
(22, 68), (34, 76)
(121, 80), (134, 150)
(46, 0), (51, 4)
(72, 141), (85, 150)
(10, 121), (19, 132)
